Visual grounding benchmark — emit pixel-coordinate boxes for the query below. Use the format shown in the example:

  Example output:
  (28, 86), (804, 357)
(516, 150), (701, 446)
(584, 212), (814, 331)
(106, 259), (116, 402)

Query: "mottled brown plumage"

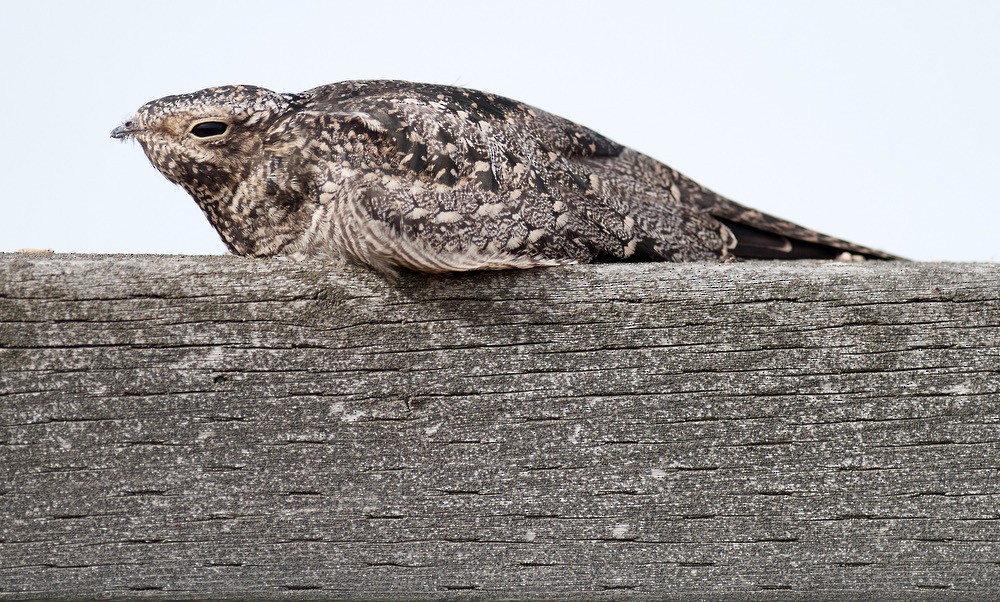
(112, 80), (897, 273)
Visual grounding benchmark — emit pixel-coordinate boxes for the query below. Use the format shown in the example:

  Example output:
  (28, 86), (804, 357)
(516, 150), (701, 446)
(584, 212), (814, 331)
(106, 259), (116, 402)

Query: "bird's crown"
(111, 85), (289, 142)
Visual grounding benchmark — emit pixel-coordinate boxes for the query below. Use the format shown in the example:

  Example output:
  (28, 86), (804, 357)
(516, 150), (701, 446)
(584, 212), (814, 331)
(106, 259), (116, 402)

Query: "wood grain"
(1, 254), (999, 600)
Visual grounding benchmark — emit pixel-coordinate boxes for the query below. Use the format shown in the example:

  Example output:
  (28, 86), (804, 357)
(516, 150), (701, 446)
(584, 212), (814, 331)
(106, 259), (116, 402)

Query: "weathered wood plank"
(1, 254), (999, 600)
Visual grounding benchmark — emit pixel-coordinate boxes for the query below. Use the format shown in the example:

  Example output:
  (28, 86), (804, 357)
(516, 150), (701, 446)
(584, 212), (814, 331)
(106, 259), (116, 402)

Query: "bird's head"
(112, 85), (290, 204)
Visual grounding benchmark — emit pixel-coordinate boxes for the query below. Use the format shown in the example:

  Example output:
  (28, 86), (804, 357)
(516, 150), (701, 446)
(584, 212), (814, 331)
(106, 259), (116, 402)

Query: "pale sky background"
(1, 1), (997, 261)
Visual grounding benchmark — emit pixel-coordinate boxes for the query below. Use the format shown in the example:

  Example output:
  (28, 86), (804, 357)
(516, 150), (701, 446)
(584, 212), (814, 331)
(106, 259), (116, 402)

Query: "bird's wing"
(279, 81), (670, 270)
(287, 81), (891, 266)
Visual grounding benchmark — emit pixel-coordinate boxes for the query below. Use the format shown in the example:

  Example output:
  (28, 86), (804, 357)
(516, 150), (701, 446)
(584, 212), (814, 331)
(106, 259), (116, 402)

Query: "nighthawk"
(112, 80), (896, 273)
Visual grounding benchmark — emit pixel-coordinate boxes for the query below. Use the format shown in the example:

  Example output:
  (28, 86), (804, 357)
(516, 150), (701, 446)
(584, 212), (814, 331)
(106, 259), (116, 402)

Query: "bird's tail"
(674, 172), (901, 261)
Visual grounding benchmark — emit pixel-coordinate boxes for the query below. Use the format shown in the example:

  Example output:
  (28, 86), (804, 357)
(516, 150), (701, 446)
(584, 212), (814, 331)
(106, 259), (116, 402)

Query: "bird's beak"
(111, 122), (139, 140)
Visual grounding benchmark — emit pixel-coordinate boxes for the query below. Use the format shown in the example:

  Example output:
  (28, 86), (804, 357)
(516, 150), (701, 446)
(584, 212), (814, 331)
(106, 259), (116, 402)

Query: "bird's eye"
(190, 121), (229, 138)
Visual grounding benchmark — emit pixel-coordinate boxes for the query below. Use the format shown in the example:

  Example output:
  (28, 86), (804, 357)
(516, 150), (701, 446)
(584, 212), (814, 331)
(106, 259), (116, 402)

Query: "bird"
(111, 80), (897, 274)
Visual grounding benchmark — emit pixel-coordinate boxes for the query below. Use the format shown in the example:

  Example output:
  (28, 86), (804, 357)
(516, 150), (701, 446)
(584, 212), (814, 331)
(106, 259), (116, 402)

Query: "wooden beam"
(2, 254), (999, 599)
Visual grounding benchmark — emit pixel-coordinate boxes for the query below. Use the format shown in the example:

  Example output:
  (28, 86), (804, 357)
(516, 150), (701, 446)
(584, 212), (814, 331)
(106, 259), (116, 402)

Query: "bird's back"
(285, 80), (897, 267)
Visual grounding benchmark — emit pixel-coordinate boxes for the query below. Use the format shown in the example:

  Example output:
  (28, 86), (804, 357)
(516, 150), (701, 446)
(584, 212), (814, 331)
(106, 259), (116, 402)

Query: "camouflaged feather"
(113, 80), (896, 273)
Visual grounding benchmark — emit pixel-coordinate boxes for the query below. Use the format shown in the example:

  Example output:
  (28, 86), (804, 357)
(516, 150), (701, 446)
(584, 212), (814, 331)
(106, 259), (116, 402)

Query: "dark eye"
(190, 121), (229, 138)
